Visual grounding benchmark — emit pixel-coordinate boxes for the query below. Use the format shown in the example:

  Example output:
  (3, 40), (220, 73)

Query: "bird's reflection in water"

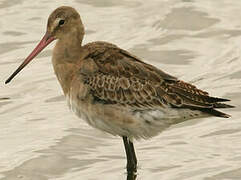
(126, 171), (137, 180)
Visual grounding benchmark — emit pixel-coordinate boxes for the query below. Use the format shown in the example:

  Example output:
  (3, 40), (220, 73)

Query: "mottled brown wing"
(85, 73), (180, 109)
(82, 42), (232, 112)
(163, 80), (230, 108)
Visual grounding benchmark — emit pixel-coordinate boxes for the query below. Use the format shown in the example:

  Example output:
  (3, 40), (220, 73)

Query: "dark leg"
(122, 136), (137, 173)
(129, 141), (137, 165)
(126, 172), (137, 180)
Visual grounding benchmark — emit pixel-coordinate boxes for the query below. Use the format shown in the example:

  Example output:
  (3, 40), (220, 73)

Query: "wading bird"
(5, 6), (233, 175)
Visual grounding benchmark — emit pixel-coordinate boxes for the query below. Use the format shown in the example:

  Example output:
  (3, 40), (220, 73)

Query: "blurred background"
(0, 0), (241, 179)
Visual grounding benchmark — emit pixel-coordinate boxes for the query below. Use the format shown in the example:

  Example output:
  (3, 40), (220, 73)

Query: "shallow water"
(0, 0), (241, 179)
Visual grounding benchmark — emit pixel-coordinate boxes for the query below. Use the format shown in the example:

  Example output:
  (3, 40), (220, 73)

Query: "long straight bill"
(5, 33), (55, 84)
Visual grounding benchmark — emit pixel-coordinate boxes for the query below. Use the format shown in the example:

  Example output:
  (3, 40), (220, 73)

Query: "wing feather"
(82, 42), (233, 115)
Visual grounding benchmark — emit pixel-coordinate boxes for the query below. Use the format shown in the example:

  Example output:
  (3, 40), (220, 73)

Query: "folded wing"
(81, 42), (234, 117)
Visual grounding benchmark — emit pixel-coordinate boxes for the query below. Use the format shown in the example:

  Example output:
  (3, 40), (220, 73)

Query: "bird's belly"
(66, 95), (207, 139)
(66, 95), (129, 136)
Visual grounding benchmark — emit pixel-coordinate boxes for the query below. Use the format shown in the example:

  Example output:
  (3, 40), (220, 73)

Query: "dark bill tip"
(5, 78), (11, 84)
(5, 33), (55, 84)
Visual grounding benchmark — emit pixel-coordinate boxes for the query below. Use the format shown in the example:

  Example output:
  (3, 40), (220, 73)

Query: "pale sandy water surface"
(0, 0), (241, 179)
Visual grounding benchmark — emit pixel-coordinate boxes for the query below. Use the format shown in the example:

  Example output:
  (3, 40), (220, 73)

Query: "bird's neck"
(53, 33), (83, 62)
(52, 31), (84, 95)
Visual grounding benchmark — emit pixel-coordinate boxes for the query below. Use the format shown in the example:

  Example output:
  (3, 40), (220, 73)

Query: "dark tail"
(200, 101), (234, 118)
(200, 108), (231, 118)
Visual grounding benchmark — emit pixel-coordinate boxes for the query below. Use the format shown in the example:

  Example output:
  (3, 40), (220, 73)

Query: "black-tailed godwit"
(5, 6), (233, 174)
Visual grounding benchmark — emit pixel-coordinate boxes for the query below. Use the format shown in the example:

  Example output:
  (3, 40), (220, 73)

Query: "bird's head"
(5, 6), (84, 84)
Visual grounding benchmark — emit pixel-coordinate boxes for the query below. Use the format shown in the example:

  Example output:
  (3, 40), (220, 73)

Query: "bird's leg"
(122, 136), (137, 173)
(126, 172), (137, 180)
(129, 140), (137, 166)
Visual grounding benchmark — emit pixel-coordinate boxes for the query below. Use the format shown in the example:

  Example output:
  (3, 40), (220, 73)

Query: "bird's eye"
(58, 19), (65, 26)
